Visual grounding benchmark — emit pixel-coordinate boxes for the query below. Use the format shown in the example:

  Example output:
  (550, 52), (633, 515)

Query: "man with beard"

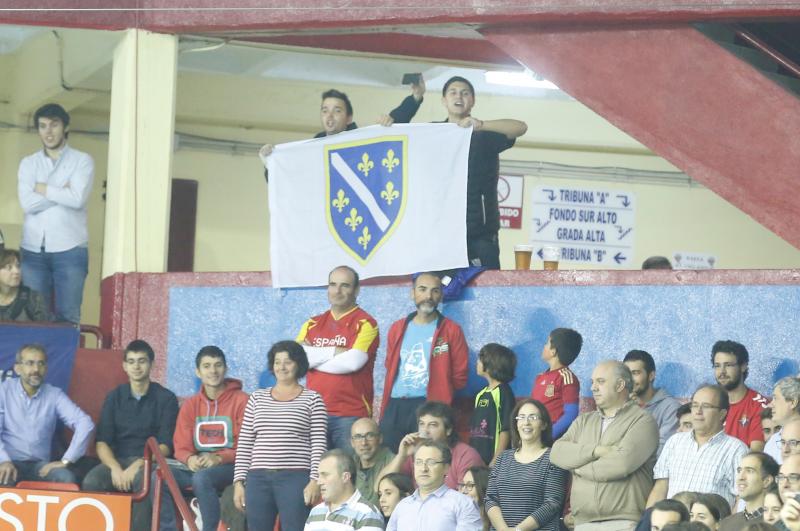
(379, 272), (468, 452)
(712, 340), (769, 451)
(0, 344), (94, 486)
(624, 350), (681, 456)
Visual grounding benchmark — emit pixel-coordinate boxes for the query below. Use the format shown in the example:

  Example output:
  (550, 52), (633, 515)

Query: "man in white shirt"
(17, 103), (93, 324)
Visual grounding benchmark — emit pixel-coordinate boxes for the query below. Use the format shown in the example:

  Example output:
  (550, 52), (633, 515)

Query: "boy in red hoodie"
(155, 346), (249, 531)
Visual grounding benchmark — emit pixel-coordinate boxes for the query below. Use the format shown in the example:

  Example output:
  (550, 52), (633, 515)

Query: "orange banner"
(0, 487), (131, 531)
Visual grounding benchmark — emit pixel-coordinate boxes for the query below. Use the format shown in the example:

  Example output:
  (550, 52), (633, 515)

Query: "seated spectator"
(459, 465), (489, 531)
(304, 449), (384, 530)
(84, 340), (178, 531)
(84, 340), (179, 494)
(350, 418), (395, 507)
(233, 340), (328, 531)
(762, 409), (779, 445)
(0, 249), (50, 322)
(720, 452), (779, 530)
(677, 403), (694, 433)
(649, 385), (748, 506)
(156, 346), (248, 531)
(470, 343), (516, 466)
(780, 420), (800, 462)
(777, 455), (800, 501)
(379, 401), (483, 491)
(486, 398), (567, 531)
(377, 473), (413, 523)
(690, 493), (732, 531)
(764, 377), (800, 464)
(552, 360), (658, 530)
(0, 344), (93, 485)
(762, 485), (782, 526)
(624, 349), (681, 456)
(652, 499), (691, 531)
(386, 440), (482, 530)
(643, 256), (673, 270)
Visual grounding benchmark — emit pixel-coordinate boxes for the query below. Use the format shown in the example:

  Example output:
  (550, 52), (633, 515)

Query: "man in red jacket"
(379, 272), (469, 452)
(155, 346), (249, 531)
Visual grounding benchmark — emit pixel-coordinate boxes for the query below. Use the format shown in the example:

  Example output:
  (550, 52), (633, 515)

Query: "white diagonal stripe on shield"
(330, 152), (391, 232)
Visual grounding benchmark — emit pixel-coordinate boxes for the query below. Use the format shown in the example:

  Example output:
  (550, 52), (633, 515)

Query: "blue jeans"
(245, 469), (310, 531)
(154, 463), (234, 531)
(0, 460), (77, 486)
(21, 246), (88, 324)
(328, 415), (358, 451)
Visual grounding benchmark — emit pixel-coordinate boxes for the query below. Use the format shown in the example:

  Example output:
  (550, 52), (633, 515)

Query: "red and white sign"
(498, 175), (524, 230)
(0, 488), (131, 531)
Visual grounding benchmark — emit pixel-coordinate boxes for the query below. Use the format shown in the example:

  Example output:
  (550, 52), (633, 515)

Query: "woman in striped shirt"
(233, 340), (328, 530)
(485, 398), (568, 531)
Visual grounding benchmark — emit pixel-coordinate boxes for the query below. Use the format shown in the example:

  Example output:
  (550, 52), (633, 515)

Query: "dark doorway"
(168, 179), (198, 272)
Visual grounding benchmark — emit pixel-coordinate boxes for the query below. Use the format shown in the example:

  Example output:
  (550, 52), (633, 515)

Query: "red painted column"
(483, 24), (800, 249)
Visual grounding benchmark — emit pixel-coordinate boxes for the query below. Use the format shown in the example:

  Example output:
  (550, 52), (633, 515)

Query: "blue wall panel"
(166, 284), (800, 401)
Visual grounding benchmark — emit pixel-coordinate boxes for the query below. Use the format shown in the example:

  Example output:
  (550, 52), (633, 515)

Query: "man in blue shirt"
(0, 343), (94, 485)
(386, 440), (482, 531)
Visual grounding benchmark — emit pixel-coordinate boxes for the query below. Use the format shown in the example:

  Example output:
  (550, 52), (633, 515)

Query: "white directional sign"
(529, 185), (635, 267)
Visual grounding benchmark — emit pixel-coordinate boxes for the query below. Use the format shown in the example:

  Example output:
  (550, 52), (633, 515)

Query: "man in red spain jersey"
(297, 265), (380, 450)
(531, 328), (583, 439)
(712, 340), (769, 451)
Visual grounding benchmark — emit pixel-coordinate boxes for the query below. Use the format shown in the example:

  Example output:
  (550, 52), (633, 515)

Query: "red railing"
(132, 436), (198, 531)
(734, 25), (800, 79)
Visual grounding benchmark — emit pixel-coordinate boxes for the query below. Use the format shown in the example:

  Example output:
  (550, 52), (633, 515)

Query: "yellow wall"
(2, 27), (800, 328)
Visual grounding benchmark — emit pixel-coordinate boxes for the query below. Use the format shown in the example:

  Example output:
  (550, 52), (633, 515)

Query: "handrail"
(132, 436), (198, 531)
(734, 25), (800, 79)
(79, 324), (107, 349)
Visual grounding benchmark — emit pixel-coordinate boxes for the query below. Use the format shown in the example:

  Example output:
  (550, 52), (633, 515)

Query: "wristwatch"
(60, 458), (70, 466)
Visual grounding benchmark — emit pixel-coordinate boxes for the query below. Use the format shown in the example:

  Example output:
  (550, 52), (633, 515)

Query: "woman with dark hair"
(485, 398), (567, 531)
(377, 473), (413, 523)
(0, 249), (50, 322)
(763, 484), (783, 526)
(232, 340), (327, 530)
(460, 465), (491, 531)
(690, 493), (732, 531)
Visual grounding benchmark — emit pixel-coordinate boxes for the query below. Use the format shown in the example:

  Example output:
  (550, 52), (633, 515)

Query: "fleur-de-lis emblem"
(358, 226), (371, 250)
(381, 181), (399, 205)
(332, 189), (349, 213)
(382, 149), (400, 173)
(357, 153), (374, 176)
(344, 208), (363, 232)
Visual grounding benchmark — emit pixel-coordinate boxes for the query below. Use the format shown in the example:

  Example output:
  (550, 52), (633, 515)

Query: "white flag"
(267, 123), (471, 288)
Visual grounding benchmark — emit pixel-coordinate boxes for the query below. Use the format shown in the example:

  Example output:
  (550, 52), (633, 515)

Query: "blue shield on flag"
(325, 136), (408, 264)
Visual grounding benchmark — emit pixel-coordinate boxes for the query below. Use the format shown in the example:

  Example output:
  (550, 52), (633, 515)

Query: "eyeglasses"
(515, 414), (542, 423)
(690, 403), (721, 412)
(458, 482), (476, 490)
(776, 473), (800, 484)
(351, 432), (380, 442)
(413, 459), (445, 468)
(779, 439), (800, 449)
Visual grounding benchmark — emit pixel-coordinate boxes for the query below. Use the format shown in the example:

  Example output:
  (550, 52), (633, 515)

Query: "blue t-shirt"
(390, 320), (437, 398)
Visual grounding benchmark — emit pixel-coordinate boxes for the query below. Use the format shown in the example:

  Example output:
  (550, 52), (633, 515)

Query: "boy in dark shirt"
(469, 343), (517, 465)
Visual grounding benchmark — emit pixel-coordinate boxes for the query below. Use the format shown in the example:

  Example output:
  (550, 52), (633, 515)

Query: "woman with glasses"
(764, 377), (800, 463)
(460, 465), (490, 531)
(232, 340), (328, 530)
(485, 398), (568, 531)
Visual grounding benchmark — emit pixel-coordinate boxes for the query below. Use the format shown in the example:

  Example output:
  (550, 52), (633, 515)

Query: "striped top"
(485, 448), (567, 531)
(304, 489), (385, 530)
(233, 387), (328, 482)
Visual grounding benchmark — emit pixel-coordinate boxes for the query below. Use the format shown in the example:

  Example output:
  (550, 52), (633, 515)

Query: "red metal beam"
(1, 1), (800, 32)
(482, 23), (800, 250)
